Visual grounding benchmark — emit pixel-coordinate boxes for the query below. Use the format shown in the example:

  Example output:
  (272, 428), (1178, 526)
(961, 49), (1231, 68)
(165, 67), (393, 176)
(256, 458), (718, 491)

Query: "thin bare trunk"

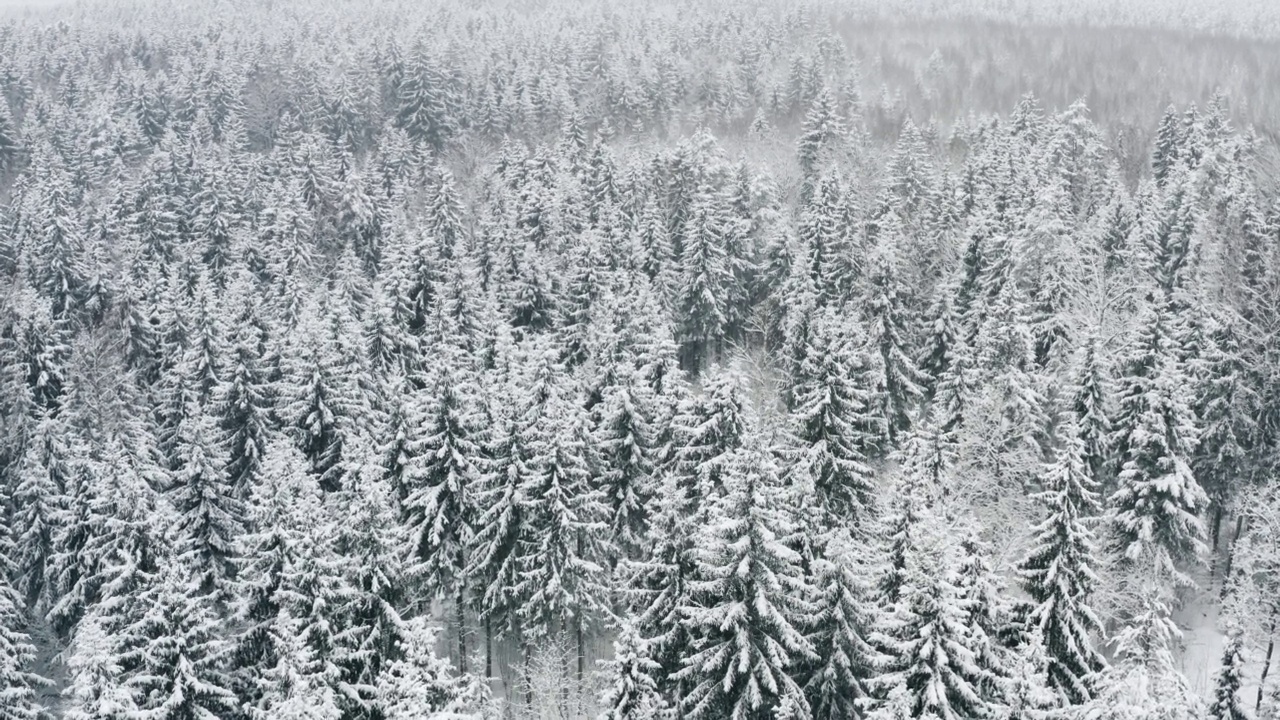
(485, 616), (492, 680)
(456, 586), (468, 675)
(1259, 613), (1277, 712)
(1212, 503), (1224, 552)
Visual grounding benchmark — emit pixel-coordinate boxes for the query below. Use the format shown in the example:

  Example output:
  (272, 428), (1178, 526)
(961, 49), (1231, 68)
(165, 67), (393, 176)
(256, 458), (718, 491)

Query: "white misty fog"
(0, 1), (1276, 719)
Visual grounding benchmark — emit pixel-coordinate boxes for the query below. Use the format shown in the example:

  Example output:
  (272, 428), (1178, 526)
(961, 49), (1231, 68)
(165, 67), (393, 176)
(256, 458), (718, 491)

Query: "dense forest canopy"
(1, 0), (1279, 718)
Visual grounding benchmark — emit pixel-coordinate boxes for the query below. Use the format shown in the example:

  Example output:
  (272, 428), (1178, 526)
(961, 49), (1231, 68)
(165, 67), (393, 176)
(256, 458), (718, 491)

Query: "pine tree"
(1018, 425), (1106, 705)
(229, 439), (323, 708)
(118, 562), (239, 720)
(168, 400), (243, 596)
(378, 617), (492, 720)
(331, 442), (410, 711)
(396, 45), (458, 150)
(676, 182), (732, 374)
(1108, 301), (1208, 587)
(1207, 628), (1249, 720)
(599, 620), (667, 720)
(0, 100), (21, 174)
(63, 612), (136, 720)
(1152, 105), (1183, 187)
(797, 87), (845, 197)
(404, 358), (483, 599)
(871, 527), (1001, 720)
(804, 529), (878, 720)
(278, 300), (363, 492)
(1082, 590), (1202, 720)
(467, 353), (538, 647)
(675, 446), (816, 720)
(517, 388), (608, 687)
(593, 364), (659, 561)
(214, 274), (275, 501)
(12, 410), (70, 609)
(74, 435), (169, 628)
(919, 290), (960, 400)
(865, 237), (924, 445)
(252, 611), (343, 720)
(1194, 316), (1258, 549)
(1073, 336), (1112, 487)
(0, 491), (45, 720)
(954, 531), (1017, 700)
(791, 311), (882, 521)
(799, 172), (858, 309)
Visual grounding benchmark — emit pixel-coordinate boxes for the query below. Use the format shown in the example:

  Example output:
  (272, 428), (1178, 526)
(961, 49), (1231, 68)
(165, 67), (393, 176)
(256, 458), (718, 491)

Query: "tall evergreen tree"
(0, 487), (46, 720)
(803, 529), (878, 720)
(1207, 628), (1249, 720)
(1108, 301), (1208, 587)
(168, 400), (242, 596)
(791, 311), (882, 521)
(1018, 423), (1106, 705)
(675, 446), (816, 720)
(676, 182), (732, 373)
(865, 236), (924, 445)
(118, 562), (238, 720)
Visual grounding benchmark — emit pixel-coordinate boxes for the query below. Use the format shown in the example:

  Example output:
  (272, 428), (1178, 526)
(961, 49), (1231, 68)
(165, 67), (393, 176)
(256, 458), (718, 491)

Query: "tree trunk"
(1221, 515), (1246, 598)
(456, 586), (468, 675)
(523, 642), (533, 709)
(484, 616), (492, 680)
(1212, 502), (1224, 552)
(1259, 612), (1277, 712)
(576, 613), (586, 718)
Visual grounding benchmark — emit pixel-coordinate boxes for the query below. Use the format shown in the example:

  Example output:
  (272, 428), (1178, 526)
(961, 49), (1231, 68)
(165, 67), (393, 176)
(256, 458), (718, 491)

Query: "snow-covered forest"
(1, 0), (1279, 717)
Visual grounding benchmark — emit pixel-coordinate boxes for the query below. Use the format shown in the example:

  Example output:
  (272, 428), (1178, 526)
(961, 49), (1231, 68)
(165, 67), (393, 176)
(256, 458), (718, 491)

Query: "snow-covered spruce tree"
(402, 354), (484, 667)
(919, 289), (960, 401)
(1018, 422), (1106, 705)
(117, 561), (238, 720)
(667, 366), (750, 502)
(790, 308), (883, 522)
(1080, 590), (1202, 720)
(1107, 298), (1208, 588)
(598, 619), (667, 720)
(629, 367), (752, 693)
(252, 611), (343, 720)
(796, 87), (845, 199)
(592, 362), (659, 562)
(168, 399), (243, 598)
(228, 438), (332, 708)
(955, 530), (1018, 700)
(0, 488), (46, 720)
(278, 295), (371, 493)
(465, 380), (528, 659)
(864, 229), (925, 446)
(1002, 630), (1060, 720)
(1072, 335), (1112, 489)
(1193, 315), (1258, 549)
(627, 455), (700, 705)
(875, 427), (953, 605)
(378, 616), (493, 720)
(516, 384), (609, 689)
(0, 99), (21, 174)
(63, 612), (136, 720)
(11, 408), (71, 609)
(213, 272), (275, 502)
(803, 527), (879, 720)
(674, 445), (816, 719)
(869, 529), (1002, 720)
(331, 440), (411, 713)
(1206, 627), (1249, 720)
(676, 181), (733, 374)
(799, 171), (858, 309)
